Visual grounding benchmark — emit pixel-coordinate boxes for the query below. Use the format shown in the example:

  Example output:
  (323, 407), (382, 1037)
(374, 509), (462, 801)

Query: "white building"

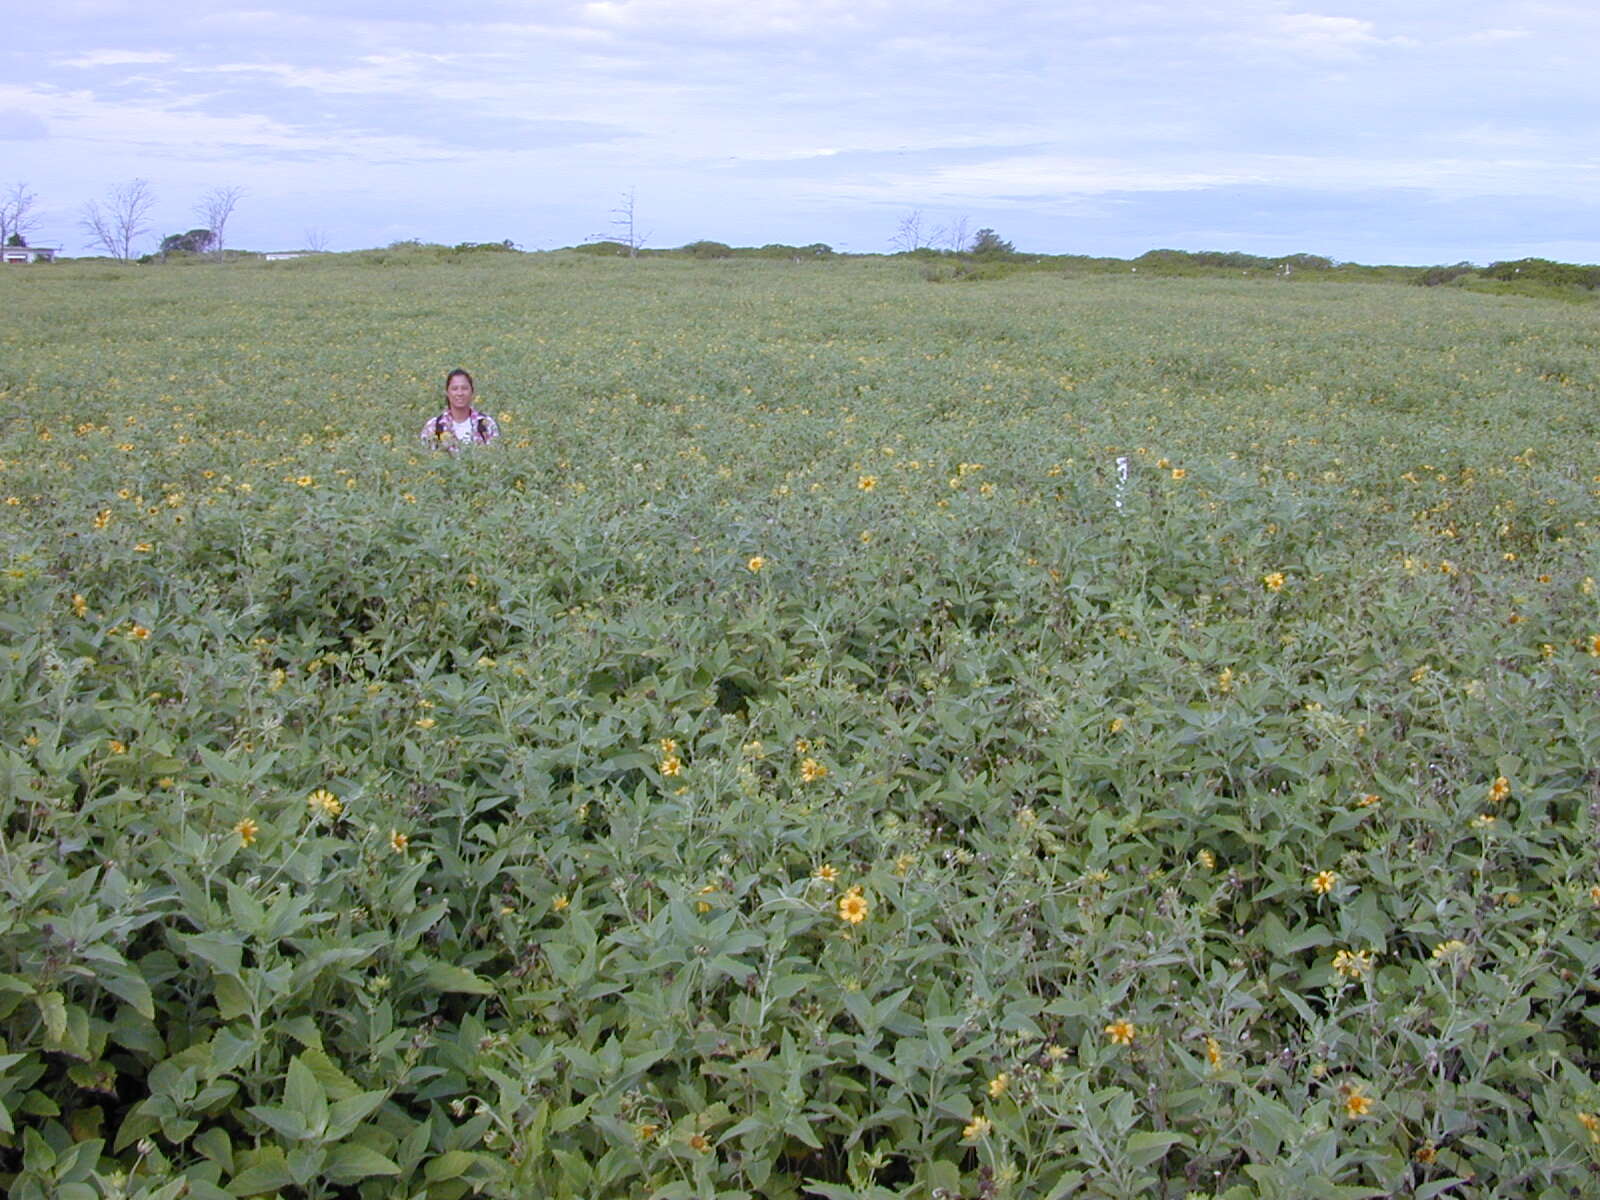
(2, 245), (58, 264)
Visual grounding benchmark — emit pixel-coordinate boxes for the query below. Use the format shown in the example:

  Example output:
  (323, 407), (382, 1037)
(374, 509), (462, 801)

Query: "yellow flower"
(551, 894), (570, 912)
(687, 1132), (711, 1154)
(295, 475), (313, 487)
(1171, 467), (1186, 480)
(1414, 1141), (1437, 1164)
(1108, 716), (1124, 734)
(1431, 939), (1468, 961)
(1310, 869), (1338, 895)
(1263, 572), (1285, 592)
(1471, 813), (1496, 830)
(1197, 849), (1216, 870)
(128, 624), (151, 640)
(414, 717), (435, 730)
(107, 739), (127, 755)
(390, 829), (409, 854)
(837, 887), (868, 924)
(1343, 1087), (1374, 1117)
(92, 509), (112, 530)
(134, 542), (153, 553)
(234, 818), (260, 847)
(71, 593), (87, 617)
(746, 555), (766, 572)
(308, 788), (342, 818)
(1104, 1019), (1136, 1045)
(634, 1122), (659, 1141)
(961, 1115), (992, 1142)
(1332, 948), (1374, 979)
(659, 754), (682, 777)
(1578, 1112), (1600, 1144)
(1589, 634), (1600, 658)
(659, 737), (678, 753)
(987, 1072), (1009, 1098)
(1216, 667), (1234, 694)
(1589, 884), (1600, 906)
(814, 863), (839, 883)
(800, 757), (828, 783)
(892, 852), (916, 877)
(1205, 1036), (1222, 1069)
(857, 474), (878, 492)
(1355, 792), (1381, 808)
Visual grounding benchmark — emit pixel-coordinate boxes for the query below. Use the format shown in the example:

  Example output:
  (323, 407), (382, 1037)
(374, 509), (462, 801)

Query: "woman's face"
(446, 374), (474, 411)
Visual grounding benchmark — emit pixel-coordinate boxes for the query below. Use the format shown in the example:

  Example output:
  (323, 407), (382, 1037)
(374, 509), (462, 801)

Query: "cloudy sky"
(5, 1), (1597, 263)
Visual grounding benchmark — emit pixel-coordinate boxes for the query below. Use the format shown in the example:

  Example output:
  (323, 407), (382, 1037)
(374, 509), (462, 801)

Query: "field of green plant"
(2, 251), (1599, 1199)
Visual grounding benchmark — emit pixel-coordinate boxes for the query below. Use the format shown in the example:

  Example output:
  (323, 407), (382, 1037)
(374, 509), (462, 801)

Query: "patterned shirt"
(420, 408), (499, 449)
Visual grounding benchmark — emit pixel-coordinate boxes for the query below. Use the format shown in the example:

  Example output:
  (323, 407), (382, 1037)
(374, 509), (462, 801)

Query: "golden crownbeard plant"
(1, 253), (1598, 1197)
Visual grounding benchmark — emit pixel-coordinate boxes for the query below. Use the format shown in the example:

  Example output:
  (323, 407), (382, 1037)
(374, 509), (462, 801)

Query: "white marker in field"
(1114, 456), (1130, 511)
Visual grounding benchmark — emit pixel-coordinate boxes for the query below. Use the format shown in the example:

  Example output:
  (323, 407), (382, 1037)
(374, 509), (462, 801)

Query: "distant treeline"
(564, 239), (1600, 296)
(106, 235), (1600, 300)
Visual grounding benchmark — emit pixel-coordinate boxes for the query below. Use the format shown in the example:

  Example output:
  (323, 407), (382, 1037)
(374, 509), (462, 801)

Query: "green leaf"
(97, 965), (156, 1020)
(35, 990), (66, 1043)
(286, 1145), (326, 1187)
(284, 1056), (328, 1135)
(325, 1090), (388, 1140)
(243, 1104), (310, 1142)
(421, 962), (494, 995)
(322, 1144), (401, 1184)
(212, 974), (251, 1022)
(194, 1127), (234, 1172)
(424, 1150), (479, 1182)
(1123, 1129), (1189, 1168)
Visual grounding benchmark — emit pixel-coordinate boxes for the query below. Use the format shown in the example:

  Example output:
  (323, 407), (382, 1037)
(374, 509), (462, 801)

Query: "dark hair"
(445, 368), (475, 395)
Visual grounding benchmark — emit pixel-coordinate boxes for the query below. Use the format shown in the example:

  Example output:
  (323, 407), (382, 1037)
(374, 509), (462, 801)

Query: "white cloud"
(194, 53), (446, 96)
(57, 49), (176, 68)
(1237, 13), (1412, 58)
(1461, 28), (1532, 43)
(578, 0), (895, 38)
(807, 146), (1600, 209)
(0, 82), (454, 166)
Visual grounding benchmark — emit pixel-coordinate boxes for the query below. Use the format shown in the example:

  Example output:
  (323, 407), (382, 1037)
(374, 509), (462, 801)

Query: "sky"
(4, 1), (1597, 264)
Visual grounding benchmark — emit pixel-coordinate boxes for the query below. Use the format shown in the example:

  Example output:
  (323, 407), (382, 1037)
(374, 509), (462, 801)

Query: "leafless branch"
(0, 181), (40, 247)
(79, 178), (156, 260)
(195, 185), (244, 259)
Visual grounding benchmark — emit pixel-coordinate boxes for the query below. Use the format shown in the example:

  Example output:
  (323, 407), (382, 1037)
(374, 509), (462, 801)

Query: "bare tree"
(303, 227), (330, 253)
(195, 185), (244, 259)
(946, 215), (971, 254)
(890, 209), (931, 253)
(80, 178), (157, 260)
(0, 182), (40, 247)
(608, 188), (650, 258)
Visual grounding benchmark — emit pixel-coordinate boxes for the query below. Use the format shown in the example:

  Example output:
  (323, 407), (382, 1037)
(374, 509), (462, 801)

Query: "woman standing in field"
(420, 368), (499, 450)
